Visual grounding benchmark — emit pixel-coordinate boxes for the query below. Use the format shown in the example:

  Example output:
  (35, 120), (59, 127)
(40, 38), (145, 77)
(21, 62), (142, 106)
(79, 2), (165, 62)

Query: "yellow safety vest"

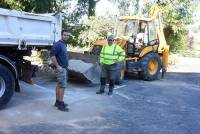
(100, 44), (125, 65)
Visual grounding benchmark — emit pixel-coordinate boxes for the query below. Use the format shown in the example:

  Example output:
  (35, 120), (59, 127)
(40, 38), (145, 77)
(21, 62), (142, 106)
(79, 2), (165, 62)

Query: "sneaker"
(57, 105), (69, 112)
(54, 101), (68, 107)
(57, 102), (69, 112)
(96, 90), (104, 94)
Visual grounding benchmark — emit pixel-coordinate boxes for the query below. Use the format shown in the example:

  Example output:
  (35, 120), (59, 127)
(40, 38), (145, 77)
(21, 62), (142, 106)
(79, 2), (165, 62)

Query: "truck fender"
(0, 55), (20, 92)
(0, 55), (17, 78)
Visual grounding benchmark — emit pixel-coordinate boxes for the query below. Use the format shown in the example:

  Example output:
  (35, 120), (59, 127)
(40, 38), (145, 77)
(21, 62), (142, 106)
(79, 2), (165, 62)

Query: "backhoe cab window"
(124, 22), (137, 36)
(148, 22), (157, 42)
(136, 22), (148, 45)
(117, 21), (138, 37)
(144, 26), (148, 44)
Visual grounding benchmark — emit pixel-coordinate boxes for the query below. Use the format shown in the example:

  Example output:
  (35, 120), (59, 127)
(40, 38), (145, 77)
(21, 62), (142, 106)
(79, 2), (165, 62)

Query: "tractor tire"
(0, 64), (15, 109)
(140, 53), (161, 81)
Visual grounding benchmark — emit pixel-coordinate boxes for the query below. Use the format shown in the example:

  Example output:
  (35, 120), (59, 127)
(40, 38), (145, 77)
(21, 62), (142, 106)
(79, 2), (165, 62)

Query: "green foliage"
(0, 0), (64, 13)
(144, 0), (195, 53)
(88, 0), (100, 16)
(116, 0), (132, 15)
(164, 27), (187, 53)
(63, 17), (114, 47)
(159, 1), (194, 33)
(116, 0), (143, 16)
(0, 0), (24, 11)
(66, 0), (100, 23)
(78, 17), (114, 46)
(63, 23), (87, 47)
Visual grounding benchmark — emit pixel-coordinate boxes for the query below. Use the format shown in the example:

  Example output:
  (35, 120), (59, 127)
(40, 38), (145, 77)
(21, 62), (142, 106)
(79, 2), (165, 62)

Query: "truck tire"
(0, 64), (15, 109)
(140, 53), (161, 81)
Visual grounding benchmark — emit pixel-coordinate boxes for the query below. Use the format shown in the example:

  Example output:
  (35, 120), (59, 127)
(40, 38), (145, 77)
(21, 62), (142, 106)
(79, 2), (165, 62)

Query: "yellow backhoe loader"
(68, 5), (169, 83)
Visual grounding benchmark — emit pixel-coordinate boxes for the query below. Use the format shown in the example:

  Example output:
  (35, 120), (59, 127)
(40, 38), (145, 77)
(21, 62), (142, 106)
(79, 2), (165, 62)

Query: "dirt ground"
(0, 55), (200, 134)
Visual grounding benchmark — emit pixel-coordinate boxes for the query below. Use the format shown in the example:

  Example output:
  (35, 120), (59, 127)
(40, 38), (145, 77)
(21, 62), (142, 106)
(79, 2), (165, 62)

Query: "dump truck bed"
(0, 8), (61, 47)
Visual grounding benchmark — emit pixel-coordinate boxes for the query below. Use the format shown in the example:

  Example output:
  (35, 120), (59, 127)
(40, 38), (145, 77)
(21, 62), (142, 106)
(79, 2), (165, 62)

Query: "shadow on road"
(123, 71), (200, 86)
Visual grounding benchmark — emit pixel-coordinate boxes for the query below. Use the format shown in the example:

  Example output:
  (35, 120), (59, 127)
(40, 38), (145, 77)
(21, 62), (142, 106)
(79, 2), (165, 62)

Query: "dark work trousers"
(115, 61), (123, 83)
(100, 63), (117, 91)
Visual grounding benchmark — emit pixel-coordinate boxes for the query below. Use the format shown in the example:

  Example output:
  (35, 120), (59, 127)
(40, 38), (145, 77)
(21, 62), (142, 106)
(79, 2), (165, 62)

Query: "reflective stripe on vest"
(101, 45), (117, 56)
(101, 45), (118, 62)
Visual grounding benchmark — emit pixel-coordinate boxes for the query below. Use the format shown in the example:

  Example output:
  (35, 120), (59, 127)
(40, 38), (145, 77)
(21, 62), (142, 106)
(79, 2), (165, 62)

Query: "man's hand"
(51, 56), (63, 72)
(114, 60), (118, 64)
(57, 65), (63, 72)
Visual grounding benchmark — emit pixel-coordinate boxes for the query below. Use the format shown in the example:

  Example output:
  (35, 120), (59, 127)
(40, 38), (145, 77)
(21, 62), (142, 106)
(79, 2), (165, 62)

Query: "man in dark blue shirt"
(50, 30), (69, 112)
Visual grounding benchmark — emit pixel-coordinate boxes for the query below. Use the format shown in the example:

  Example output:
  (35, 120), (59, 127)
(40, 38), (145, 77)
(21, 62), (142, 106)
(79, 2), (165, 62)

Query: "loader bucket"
(68, 51), (100, 84)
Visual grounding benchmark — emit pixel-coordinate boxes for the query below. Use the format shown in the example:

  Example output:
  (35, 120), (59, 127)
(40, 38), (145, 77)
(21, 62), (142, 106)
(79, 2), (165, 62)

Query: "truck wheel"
(0, 64), (15, 109)
(140, 53), (161, 81)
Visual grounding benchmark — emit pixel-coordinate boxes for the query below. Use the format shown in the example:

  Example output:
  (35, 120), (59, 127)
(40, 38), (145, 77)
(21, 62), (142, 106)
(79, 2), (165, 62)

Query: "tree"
(67, 0), (100, 22)
(88, 0), (100, 16)
(113, 0), (141, 16)
(141, 0), (195, 53)
(63, 16), (114, 47)
(0, 0), (24, 11)
(0, 0), (64, 13)
(156, 0), (195, 52)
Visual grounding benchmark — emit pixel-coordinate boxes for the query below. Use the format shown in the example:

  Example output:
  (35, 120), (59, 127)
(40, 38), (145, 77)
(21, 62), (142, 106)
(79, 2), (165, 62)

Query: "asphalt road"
(0, 57), (200, 134)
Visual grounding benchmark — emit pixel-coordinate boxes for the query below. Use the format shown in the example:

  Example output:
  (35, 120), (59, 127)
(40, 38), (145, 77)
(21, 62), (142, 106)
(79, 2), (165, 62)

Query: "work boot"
(96, 90), (104, 94)
(54, 100), (68, 107)
(109, 80), (115, 88)
(108, 80), (114, 95)
(96, 85), (105, 94)
(96, 78), (106, 94)
(57, 101), (69, 112)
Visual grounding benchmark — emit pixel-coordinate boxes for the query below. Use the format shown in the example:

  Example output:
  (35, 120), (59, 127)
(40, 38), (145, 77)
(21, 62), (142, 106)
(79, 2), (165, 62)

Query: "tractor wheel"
(0, 64), (15, 109)
(140, 53), (161, 81)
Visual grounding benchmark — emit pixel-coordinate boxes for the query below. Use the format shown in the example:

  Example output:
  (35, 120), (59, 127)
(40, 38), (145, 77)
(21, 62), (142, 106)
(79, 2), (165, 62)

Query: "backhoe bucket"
(68, 51), (100, 84)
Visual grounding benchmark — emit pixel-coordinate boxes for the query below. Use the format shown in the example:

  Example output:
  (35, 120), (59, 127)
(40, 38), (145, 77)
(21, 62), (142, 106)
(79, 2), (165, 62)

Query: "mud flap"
(15, 79), (20, 92)
(17, 60), (34, 84)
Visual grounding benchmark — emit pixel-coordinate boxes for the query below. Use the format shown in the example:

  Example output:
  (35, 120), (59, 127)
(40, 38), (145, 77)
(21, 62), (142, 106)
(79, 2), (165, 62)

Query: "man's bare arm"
(51, 56), (59, 67)
(51, 56), (63, 71)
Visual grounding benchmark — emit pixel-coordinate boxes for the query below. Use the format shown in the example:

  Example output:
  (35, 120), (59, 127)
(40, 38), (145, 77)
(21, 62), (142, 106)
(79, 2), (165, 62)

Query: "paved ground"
(0, 57), (200, 134)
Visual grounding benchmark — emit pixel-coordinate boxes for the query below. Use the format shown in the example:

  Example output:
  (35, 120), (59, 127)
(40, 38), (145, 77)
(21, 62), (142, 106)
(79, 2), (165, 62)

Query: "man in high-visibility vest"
(96, 35), (125, 95)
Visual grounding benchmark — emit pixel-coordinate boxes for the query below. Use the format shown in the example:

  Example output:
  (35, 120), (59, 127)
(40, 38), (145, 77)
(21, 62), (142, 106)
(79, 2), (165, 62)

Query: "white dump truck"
(0, 8), (62, 109)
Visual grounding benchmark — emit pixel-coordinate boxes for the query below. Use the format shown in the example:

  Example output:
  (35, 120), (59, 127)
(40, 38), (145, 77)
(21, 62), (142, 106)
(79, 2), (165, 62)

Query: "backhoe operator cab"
(116, 18), (158, 56)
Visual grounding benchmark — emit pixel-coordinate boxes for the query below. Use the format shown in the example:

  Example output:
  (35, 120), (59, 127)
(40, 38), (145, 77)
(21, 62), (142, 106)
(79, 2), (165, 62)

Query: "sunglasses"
(108, 39), (114, 41)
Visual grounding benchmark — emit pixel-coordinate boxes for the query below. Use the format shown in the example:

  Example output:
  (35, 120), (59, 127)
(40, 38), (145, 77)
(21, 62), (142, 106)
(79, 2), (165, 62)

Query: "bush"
(164, 26), (188, 53)
(63, 17), (114, 47)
